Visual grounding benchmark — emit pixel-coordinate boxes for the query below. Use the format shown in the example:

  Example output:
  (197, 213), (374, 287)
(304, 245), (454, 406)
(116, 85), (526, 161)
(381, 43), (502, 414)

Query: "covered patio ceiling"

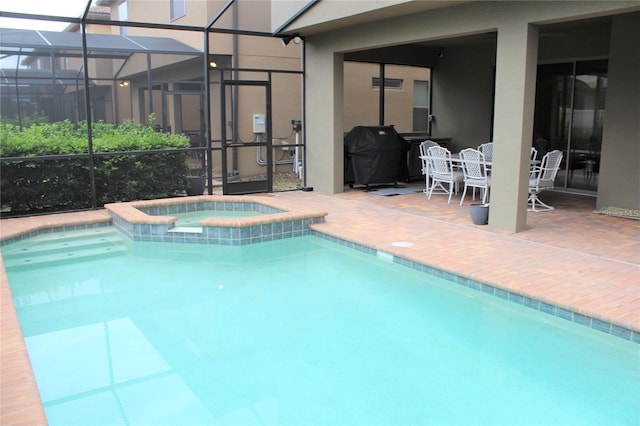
(343, 15), (612, 67)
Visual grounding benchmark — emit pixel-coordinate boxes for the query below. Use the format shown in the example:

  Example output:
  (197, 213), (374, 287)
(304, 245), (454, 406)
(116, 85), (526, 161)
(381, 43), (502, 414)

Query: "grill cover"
(344, 126), (409, 185)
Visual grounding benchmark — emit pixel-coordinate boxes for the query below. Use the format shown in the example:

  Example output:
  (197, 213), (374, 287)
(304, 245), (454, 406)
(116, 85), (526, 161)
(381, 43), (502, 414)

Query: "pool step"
(9, 227), (120, 245)
(2, 227), (128, 269)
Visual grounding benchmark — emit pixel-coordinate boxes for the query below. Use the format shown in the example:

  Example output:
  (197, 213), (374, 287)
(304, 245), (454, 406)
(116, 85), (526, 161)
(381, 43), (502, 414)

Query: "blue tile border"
(310, 230), (639, 343)
(110, 215), (321, 245)
(138, 200), (284, 216)
(106, 199), (325, 245)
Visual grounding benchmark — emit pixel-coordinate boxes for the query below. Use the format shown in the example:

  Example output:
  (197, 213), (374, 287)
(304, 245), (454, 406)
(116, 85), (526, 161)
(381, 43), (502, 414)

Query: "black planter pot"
(469, 203), (489, 225)
(187, 177), (206, 196)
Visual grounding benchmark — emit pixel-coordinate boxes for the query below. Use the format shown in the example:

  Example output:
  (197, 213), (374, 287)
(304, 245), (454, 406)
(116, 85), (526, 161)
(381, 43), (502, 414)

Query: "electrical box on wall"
(253, 114), (266, 134)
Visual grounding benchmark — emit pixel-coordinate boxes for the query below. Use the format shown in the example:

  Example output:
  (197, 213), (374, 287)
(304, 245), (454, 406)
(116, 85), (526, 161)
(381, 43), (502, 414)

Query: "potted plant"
(469, 203), (489, 225)
(186, 152), (206, 196)
(187, 175), (206, 196)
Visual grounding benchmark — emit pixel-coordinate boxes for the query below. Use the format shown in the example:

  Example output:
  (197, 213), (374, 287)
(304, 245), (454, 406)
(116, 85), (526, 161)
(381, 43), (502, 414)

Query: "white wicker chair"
(529, 147), (538, 178)
(419, 140), (440, 196)
(528, 150), (563, 211)
(459, 148), (491, 205)
(478, 142), (494, 161)
(426, 145), (464, 204)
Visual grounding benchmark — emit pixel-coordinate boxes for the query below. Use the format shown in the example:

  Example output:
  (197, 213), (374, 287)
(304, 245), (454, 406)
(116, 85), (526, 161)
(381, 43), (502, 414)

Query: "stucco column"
(597, 13), (640, 210)
(305, 44), (344, 193)
(490, 22), (539, 232)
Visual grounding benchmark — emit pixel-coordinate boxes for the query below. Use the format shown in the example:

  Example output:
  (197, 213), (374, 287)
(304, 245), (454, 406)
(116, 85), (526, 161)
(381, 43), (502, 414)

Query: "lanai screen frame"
(0, 0), (308, 215)
(0, 28), (203, 126)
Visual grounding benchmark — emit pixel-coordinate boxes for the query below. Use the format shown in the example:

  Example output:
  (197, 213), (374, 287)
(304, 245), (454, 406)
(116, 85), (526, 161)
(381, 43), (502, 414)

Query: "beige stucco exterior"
(598, 13), (640, 210)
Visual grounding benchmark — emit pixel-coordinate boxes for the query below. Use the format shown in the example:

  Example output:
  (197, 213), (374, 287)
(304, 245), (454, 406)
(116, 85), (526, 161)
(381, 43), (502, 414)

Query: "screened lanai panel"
(81, 33), (146, 51)
(1, 0), (314, 35)
(95, 0), (310, 33)
(0, 30), (194, 55)
(0, 64), (91, 124)
(0, 29), (129, 51)
(0, 69), (89, 86)
(207, 0), (315, 34)
(0, 28), (201, 55)
(126, 36), (201, 54)
(1, 0), (310, 213)
(208, 0), (272, 34)
(271, 71), (304, 190)
(0, 28), (51, 47)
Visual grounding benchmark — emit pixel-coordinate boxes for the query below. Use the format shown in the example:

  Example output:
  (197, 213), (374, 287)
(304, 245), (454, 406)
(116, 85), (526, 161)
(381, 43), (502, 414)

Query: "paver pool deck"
(1, 185), (639, 424)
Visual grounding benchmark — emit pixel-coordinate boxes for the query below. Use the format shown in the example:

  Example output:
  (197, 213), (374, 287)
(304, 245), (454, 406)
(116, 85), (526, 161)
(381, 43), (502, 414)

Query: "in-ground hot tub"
(105, 195), (327, 245)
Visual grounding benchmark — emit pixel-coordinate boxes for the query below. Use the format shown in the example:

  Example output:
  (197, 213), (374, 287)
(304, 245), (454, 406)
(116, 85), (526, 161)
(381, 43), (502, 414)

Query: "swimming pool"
(3, 229), (639, 425)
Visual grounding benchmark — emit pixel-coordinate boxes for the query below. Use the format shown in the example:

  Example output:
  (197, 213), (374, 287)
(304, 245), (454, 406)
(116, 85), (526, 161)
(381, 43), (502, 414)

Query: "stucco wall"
(430, 43), (496, 152)
(597, 13), (640, 210)
(343, 63), (431, 133)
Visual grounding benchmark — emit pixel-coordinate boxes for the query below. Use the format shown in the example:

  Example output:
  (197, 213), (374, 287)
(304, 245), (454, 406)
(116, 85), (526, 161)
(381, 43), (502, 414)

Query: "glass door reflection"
(534, 59), (607, 193)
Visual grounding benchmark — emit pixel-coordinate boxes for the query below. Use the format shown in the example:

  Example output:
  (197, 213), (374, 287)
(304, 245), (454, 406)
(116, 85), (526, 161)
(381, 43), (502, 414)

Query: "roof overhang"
(279, 0), (474, 36)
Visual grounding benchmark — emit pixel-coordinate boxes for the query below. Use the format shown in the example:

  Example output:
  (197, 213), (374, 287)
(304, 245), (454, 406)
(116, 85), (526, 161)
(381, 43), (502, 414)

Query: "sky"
(0, 0), (92, 31)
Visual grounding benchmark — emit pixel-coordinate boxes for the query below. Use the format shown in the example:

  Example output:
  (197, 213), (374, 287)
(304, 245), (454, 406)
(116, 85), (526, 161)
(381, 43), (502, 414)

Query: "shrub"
(0, 118), (190, 215)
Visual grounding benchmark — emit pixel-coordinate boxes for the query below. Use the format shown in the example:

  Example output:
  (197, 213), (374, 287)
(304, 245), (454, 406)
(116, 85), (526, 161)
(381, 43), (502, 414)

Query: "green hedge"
(0, 119), (191, 215)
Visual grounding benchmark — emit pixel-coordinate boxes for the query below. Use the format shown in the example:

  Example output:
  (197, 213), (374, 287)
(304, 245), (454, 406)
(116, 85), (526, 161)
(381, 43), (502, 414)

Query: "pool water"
(169, 210), (262, 227)
(3, 231), (639, 425)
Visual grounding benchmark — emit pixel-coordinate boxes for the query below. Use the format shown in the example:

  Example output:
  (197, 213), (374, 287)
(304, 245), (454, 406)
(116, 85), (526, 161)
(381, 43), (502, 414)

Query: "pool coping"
(104, 195), (328, 244)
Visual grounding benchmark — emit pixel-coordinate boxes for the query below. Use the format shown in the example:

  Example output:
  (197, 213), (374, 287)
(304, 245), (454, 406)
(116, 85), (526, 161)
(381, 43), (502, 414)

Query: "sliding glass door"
(533, 60), (608, 193)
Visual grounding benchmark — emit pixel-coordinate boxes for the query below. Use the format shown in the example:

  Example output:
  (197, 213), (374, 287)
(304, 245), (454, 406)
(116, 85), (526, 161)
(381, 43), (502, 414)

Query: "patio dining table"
(419, 153), (540, 199)
(419, 154), (539, 168)
(450, 153), (489, 166)
(419, 153), (492, 168)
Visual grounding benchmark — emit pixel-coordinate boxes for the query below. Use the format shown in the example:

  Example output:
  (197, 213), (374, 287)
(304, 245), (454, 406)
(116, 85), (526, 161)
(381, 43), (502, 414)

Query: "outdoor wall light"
(281, 35), (302, 47)
(119, 80), (130, 87)
(209, 61), (218, 68)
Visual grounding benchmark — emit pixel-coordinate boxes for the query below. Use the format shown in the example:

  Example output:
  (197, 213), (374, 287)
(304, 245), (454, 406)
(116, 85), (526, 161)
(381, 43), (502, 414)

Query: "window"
(413, 80), (430, 132)
(372, 77), (403, 90)
(170, 0), (186, 20)
(118, 1), (128, 35)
